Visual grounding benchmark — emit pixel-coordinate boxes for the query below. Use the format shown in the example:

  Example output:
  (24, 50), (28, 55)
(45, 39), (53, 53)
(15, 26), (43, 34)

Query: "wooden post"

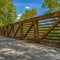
(6, 26), (9, 37)
(3, 26), (8, 37)
(0, 28), (1, 36)
(0, 28), (2, 36)
(2, 27), (4, 36)
(20, 22), (23, 40)
(3, 27), (6, 36)
(12, 24), (14, 38)
(34, 21), (39, 43)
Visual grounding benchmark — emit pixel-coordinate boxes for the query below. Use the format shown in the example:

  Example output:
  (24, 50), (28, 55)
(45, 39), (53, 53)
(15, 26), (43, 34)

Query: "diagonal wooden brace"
(23, 23), (34, 39)
(40, 18), (60, 41)
(13, 25), (20, 37)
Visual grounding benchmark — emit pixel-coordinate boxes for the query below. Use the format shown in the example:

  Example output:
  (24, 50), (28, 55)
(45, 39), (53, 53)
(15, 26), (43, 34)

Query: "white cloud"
(15, 14), (22, 22)
(25, 6), (31, 9)
(17, 14), (22, 20)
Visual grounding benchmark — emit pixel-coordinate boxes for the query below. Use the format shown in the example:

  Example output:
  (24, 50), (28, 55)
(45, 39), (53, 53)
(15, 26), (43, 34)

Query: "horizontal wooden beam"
(1, 11), (60, 27)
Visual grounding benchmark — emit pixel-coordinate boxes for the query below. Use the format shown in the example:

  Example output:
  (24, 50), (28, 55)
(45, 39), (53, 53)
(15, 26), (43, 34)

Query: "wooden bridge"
(0, 11), (60, 46)
(0, 11), (60, 60)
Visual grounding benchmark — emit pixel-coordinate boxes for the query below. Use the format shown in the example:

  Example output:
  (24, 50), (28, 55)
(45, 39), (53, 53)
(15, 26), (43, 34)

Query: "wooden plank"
(40, 39), (60, 47)
(40, 18), (60, 41)
(23, 23), (34, 38)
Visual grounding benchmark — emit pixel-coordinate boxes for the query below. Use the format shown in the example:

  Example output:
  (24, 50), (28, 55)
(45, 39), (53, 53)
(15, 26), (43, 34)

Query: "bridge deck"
(0, 36), (60, 60)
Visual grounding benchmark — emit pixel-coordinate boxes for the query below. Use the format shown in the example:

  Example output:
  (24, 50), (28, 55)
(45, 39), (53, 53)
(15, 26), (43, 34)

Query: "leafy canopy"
(42, 0), (60, 14)
(0, 0), (17, 26)
(20, 8), (37, 20)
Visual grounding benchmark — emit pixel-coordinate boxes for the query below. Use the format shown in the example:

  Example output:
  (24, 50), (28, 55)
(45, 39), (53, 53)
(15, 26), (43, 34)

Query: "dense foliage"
(20, 8), (37, 20)
(42, 0), (60, 14)
(0, 0), (17, 26)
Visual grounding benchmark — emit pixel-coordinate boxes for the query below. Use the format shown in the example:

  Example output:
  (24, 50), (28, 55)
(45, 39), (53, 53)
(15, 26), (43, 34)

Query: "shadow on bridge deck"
(0, 36), (60, 60)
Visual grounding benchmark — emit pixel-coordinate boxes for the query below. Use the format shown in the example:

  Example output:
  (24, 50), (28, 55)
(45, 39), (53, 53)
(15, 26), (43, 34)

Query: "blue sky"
(13, 0), (48, 16)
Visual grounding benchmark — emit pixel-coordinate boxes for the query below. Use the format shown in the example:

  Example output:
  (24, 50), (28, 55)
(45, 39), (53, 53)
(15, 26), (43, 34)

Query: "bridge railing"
(0, 11), (60, 46)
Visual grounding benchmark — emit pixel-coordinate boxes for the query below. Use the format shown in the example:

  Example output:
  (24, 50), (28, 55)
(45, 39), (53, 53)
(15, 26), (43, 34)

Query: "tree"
(42, 0), (60, 14)
(0, 0), (17, 26)
(20, 8), (37, 20)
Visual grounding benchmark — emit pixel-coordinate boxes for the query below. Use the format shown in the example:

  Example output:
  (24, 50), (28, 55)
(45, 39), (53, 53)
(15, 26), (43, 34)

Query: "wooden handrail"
(0, 11), (60, 27)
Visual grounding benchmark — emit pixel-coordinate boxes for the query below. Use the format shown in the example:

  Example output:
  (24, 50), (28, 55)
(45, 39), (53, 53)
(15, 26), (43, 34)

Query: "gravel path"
(0, 36), (60, 60)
